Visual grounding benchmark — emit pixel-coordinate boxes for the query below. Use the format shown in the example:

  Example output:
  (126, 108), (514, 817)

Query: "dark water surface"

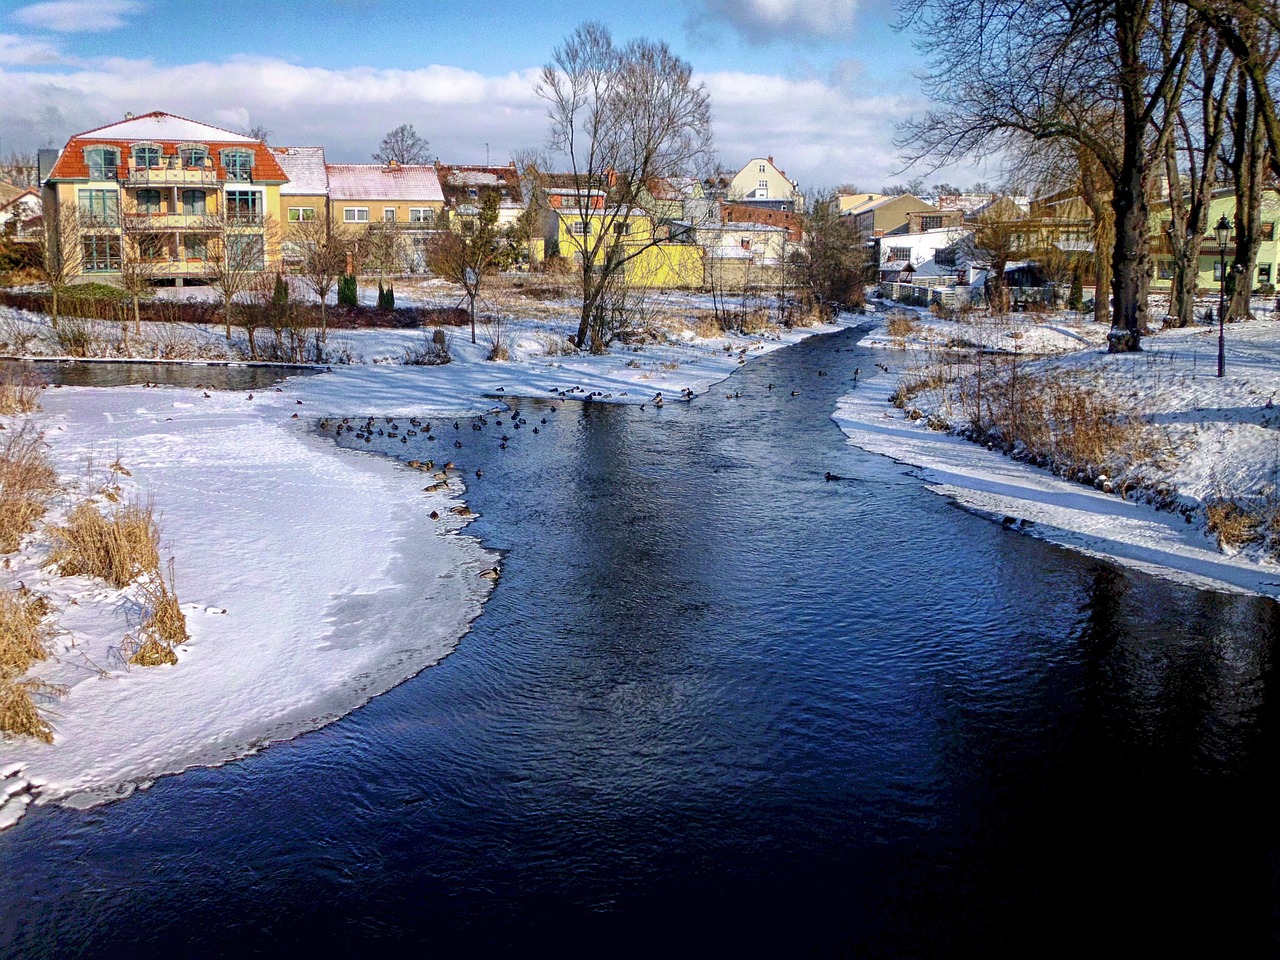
(3, 327), (1279, 957)
(1, 358), (313, 392)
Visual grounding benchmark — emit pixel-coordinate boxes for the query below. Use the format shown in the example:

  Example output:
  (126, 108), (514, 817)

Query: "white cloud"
(693, 0), (861, 42)
(0, 32), (67, 65)
(12, 0), (144, 33)
(0, 54), (981, 189)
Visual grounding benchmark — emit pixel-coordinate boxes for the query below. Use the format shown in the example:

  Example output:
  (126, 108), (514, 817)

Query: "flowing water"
(2, 329), (1279, 956)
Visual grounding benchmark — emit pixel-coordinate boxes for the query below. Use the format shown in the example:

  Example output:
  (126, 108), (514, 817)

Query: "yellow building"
(546, 201), (702, 289)
(42, 111), (287, 285)
(273, 146), (329, 268)
(325, 162), (445, 273)
(728, 157), (804, 213)
(1151, 187), (1280, 294)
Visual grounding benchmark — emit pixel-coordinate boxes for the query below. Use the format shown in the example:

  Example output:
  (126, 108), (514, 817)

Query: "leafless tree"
(117, 202), (163, 332)
(1, 151), (39, 188)
(792, 193), (871, 313)
(290, 215), (349, 344)
(898, 0), (1203, 351)
(537, 21), (714, 352)
(40, 201), (87, 328)
(202, 212), (276, 341)
(242, 124), (272, 145)
(426, 191), (510, 343)
(373, 124), (431, 165)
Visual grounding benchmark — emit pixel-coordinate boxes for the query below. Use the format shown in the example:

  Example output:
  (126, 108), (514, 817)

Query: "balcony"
(142, 259), (217, 279)
(123, 212), (213, 231)
(123, 160), (222, 189)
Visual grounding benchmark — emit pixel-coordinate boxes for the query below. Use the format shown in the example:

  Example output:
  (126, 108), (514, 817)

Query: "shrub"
(0, 425), (59, 553)
(402, 328), (452, 365)
(48, 497), (160, 588)
(0, 585), (53, 681)
(886, 310), (916, 338)
(1206, 499), (1262, 549)
(337, 274), (358, 308)
(271, 273), (290, 308)
(377, 281), (395, 311)
(0, 680), (55, 742)
(122, 566), (187, 667)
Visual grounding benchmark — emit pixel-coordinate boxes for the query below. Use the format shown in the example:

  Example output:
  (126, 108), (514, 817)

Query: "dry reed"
(0, 425), (59, 553)
(0, 680), (54, 742)
(49, 498), (160, 588)
(0, 371), (44, 415)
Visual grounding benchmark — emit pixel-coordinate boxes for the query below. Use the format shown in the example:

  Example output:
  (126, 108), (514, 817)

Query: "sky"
(0, 0), (997, 191)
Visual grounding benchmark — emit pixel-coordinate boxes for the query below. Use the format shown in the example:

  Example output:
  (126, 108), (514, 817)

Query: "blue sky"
(0, 0), (994, 190)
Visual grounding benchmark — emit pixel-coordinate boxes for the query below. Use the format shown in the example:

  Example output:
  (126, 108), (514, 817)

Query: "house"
(877, 226), (974, 282)
(436, 163), (523, 229)
(1150, 186), (1280, 294)
(904, 208), (965, 233)
(844, 194), (938, 239)
(325, 162), (445, 273)
(727, 157), (805, 213)
(273, 146), (329, 268)
(696, 219), (790, 288)
(41, 110), (288, 285)
(0, 188), (43, 239)
(720, 202), (804, 242)
(837, 192), (884, 215)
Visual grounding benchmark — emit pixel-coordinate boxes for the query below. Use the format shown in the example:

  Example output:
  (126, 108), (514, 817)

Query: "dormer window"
(180, 145), (208, 168)
(467, 188), (478, 198)
(132, 144), (161, 168)
(221, 148), (255, 182)
(85, 146), (120, 180)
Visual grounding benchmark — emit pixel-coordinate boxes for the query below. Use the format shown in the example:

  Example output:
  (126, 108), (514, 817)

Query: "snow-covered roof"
(275, 147), (328, 196)
(326, 164), (444, 202)
(72, 111), (258, 144)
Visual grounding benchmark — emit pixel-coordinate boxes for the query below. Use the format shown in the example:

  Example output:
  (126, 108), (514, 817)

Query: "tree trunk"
(469, 293), (477, 344)
(1108, 151), (1150, 352)
(1228, 72), (1269, 322)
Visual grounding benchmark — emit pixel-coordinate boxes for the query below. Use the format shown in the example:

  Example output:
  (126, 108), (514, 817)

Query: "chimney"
(124, 112), (134, 120)
(387, 159), (399, 171)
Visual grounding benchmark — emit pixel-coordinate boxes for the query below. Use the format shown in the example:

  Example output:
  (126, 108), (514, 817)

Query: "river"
(2, 327), (1278, 956)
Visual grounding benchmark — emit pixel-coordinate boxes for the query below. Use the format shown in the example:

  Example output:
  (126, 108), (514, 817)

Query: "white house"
(878, 226), (973, 281)
(727, 157), (804, 213)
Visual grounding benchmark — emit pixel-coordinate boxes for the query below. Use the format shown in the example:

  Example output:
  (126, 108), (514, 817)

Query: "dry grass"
(49, 497), (160, 588)
(886, 310), (917, 338)
(1207, 499), (1263, 549)
(0, 370), (45, 415)
(0, 585), (53, 681)
(0, 425), (59, 553)
(0, 679), (55, 742)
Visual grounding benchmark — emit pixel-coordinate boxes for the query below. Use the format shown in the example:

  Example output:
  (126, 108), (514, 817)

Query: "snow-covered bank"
(836, 306), (1280, 599)
(1, 302), (847, 830)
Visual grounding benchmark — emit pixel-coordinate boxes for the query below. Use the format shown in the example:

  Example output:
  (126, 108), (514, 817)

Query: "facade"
(325, 162), (445, 273)
(42, 111), (287, 285)
(877, 226), (973, 281)
(437, 163), (523, 229)
(1150, 186), (1280, 294)
(0, 188), (42, 238)
(720, 202), (803, 242)
(728, 157), (804, 213)
(274, 146), (329, 269)
(845, 194), (939, 239)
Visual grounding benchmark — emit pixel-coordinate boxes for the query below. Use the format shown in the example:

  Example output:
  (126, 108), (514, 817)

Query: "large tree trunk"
(1228, 71), (1269, 321)
(1108, 124), (1152, 352)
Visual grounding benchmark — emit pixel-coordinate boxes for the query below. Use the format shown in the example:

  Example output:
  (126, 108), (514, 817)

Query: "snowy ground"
(0, 285), (844, 829)
(835, 299), (1280, 600)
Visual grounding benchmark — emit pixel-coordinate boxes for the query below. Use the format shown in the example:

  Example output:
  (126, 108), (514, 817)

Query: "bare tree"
(118, 202), (163, 332)
(241, 124), (272, 145)
(202, 212), (276, 341)
(373, 124), (430, 165)
(537, 21), (714, 352)
(426, 191), (510, 343)
(41, 200), (87, 328)
(291, 216), (349, 344)
(793, 193), (871, 313)
(1, 151), (39, 188)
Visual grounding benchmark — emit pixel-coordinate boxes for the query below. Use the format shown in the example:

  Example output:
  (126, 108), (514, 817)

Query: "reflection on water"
(0, 358), (315, 392)
(2, 328), (1278, 957)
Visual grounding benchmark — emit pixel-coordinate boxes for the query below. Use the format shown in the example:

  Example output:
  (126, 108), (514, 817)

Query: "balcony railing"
(123, 212), (212, 230)
(123, 161), (222, 189)
(142, 259), (217, 278)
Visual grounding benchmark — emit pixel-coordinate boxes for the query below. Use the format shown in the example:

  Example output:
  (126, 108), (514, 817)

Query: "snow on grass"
(836, 304), (1280, 598)
(0, 287), (846, 829)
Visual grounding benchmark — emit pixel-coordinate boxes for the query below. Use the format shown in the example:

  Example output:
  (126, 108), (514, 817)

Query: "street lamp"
(1215, 214), (1232, 377)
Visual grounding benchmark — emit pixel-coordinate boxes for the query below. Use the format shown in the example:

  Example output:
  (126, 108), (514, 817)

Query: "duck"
(479, 567), (500, 580)
(450, 505), (475, 518)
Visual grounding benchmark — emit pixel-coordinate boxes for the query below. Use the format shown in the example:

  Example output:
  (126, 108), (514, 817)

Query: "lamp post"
(1215, 214), (1231, 378)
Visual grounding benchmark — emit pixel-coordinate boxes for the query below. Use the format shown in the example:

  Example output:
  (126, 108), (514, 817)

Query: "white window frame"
(288, 207), (316, 222)
(384, 207), (396, 222)
(345, 207), (370, 223)
(409, 207), (434, 223)
(758, 163), (766, 173)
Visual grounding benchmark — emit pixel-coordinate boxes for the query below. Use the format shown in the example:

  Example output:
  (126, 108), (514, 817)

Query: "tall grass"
(0, 586), (57, 742)
(0, 425), (59, 553)
(0, 371), (44, 415)
(49, 498), (160, 588)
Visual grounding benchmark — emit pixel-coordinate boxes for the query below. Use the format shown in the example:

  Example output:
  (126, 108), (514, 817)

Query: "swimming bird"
(479, 567), (500, 580)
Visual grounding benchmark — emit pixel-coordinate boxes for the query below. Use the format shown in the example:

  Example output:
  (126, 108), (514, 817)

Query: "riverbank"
(838, 304), (1280, 599)
(0, 296), (847, 830)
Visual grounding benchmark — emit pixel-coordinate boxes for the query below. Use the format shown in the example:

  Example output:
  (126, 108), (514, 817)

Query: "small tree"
(291, 216), (349, 344)
(373, 124), (430, 165)
(793, 194), (870, 313)
(203, 212), (277, 341)
(426, 191), (508, 343)
(118, 204), (162, 332)
(41, 201), (86, 329)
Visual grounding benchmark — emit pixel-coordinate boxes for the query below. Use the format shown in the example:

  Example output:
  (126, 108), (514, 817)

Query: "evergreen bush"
(338, 274), (358, 308)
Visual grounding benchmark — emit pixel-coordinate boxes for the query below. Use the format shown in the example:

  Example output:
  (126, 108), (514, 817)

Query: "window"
(132, 144), (161, 168)
(183, 190), (206, 216)
(81, 235), (121, 271)
(568, 220), (590, 235)
(758, 163), (766, 173)
(85, 146), (120, 180)
(344, 207), (369, 223)
(225, 190), (262, 222)
(614, 222), (631, 237)
(1214, 260), (1226, 281)
(384, 207), (396, 222)
(78, 188), (119, 225)
(467, 188), (478, 198)
(409, 208), (434, 223)
(138, 234), (166, 260)
(184, 235), (207, 260)
(221, 149), (255, 182)
(135, 189), (162, 214)
(180, 145), (208, 168)
(1260, 263), (1273, 285)
(1263, 222), (1276, 241)
(228, 234), (264, 270)
(935, 247), (957, 267)
(758, 179), (768, 192)
(889, 247), (912, 262)
(288, 207), (316, 222)
(501, 189), (510, 200)
(741, 237), (752, 250)
(920, 215), (943, 231)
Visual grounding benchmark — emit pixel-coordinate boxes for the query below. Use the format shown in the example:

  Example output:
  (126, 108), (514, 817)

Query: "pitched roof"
(274, 146), (328, 196)
(47, 111), (287, 183)
(326, 163), (443, 202)
(436, 163), (523, 207)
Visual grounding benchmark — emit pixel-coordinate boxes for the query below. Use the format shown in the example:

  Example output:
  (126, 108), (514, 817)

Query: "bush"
(377, 281), (395, 311)
(271, 273), (289, 308)
(0, 370), (44, 415)
(1206, 499), (1262, 549)
(886, 310), (916, 338)
(402, 328), (452, 365)
(337, 274), (358, 308)
(0, 585), (52, 681)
